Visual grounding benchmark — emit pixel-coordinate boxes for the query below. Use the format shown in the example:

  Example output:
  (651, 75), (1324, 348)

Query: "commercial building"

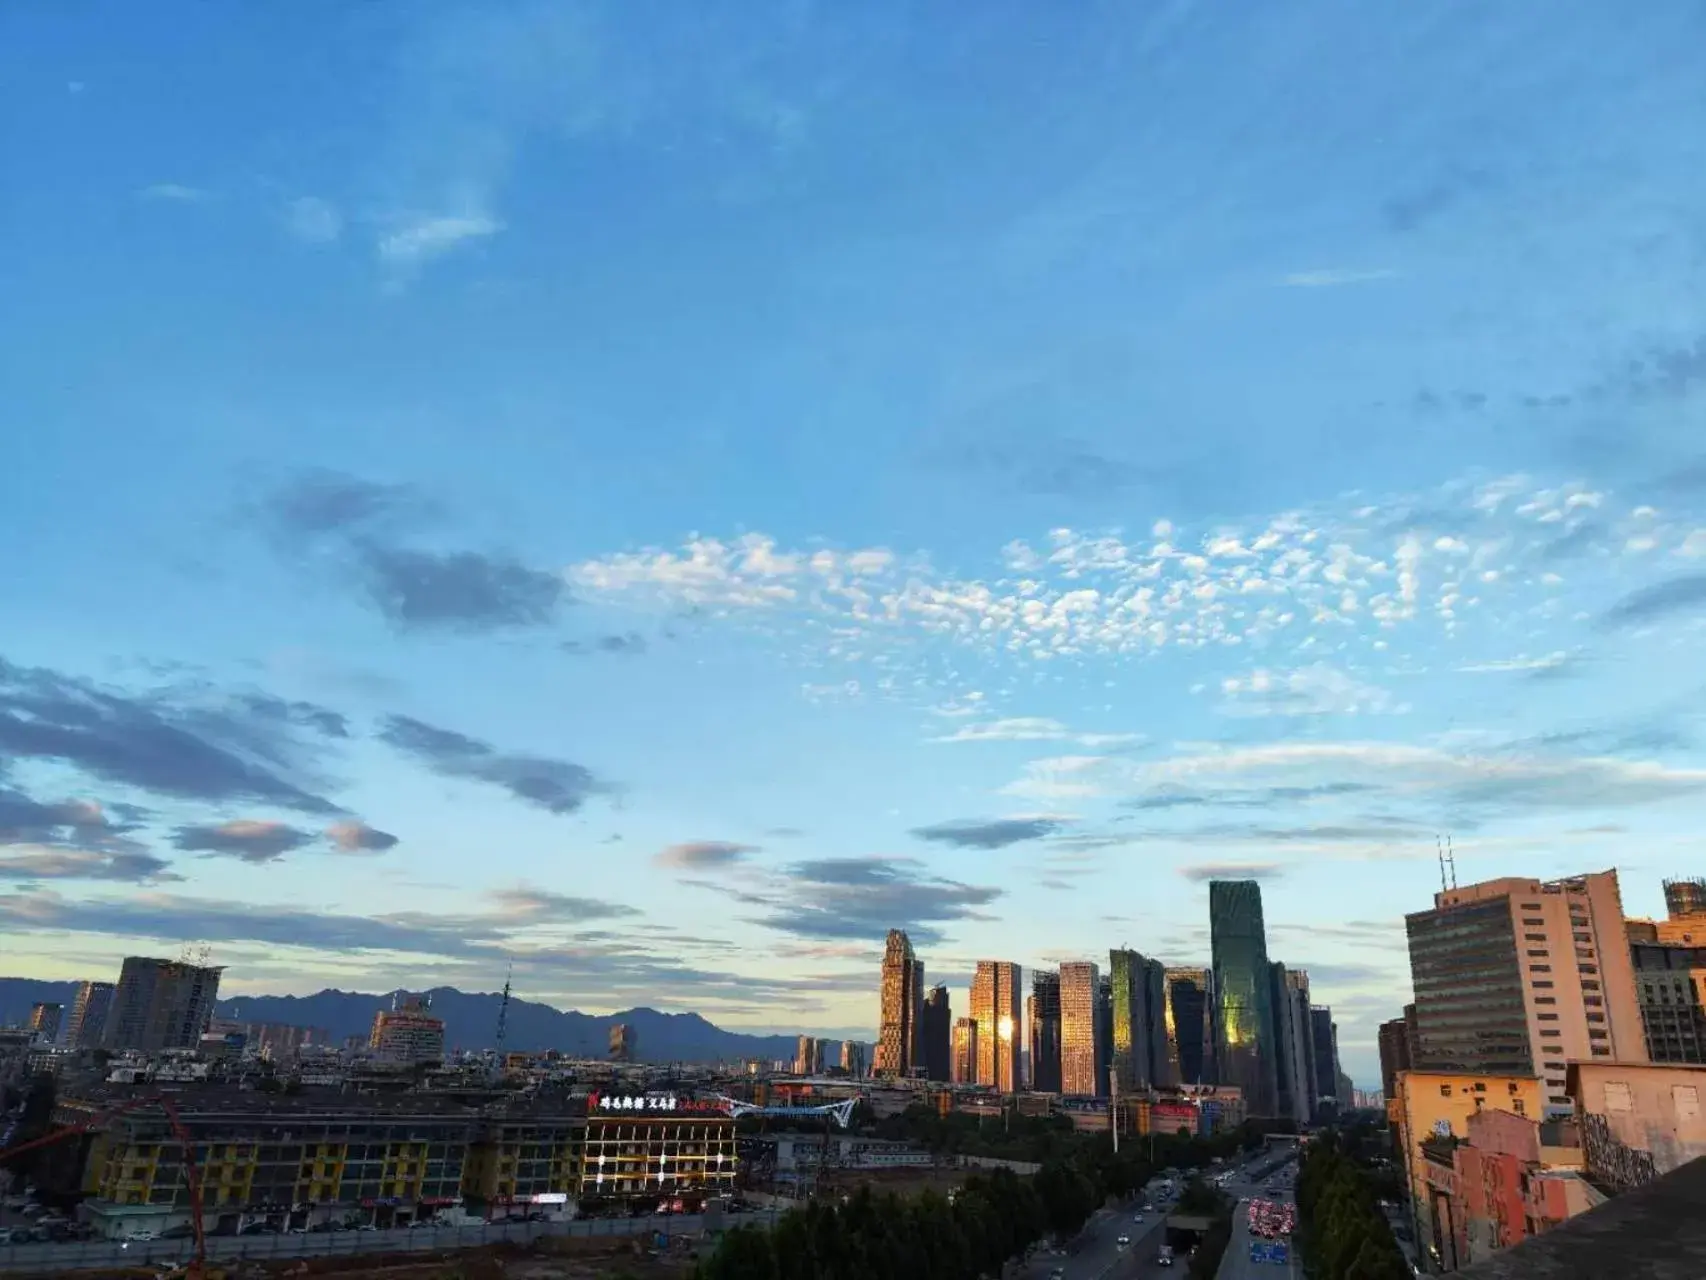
(28, 1001), (63, 1043)
(794, 1036), (823, 1075)
(1210, 879), (1277, 1115)
(1392, 1069), (1546, 1264)
(368, 993), (446, 1066)
(65, 980), (115, 1049)
(1109, 950), (1168, 1092)
(102, 957), (223, 1052)
(838, 1039), (866, 1077)
(971, 961), (1022, 1092)
(1059, 961), (1103, 1097)
(951, 1017), (978, 1084)
(874, 929), (923, 1078)
(1270, 966), (1315, 1126)
(1165, 966), (1214, 1086)
(1311, 1007), (1341, 1111)
(922, 985), (952, 1082)
(1629, 941), (1706, 1064)
(609, 1023), (636, 1062)
(1406, 870), (1647, 1113)
(1379, 1014), (1415, 1101)
(1030, 970), (1062, 1093)
(1096, 974), (1113, 1097)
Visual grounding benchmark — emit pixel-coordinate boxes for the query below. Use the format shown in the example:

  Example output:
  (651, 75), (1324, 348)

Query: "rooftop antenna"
(1446, 835), (1458, 889)
(494, 960), (514, 1053)
(1437, 836), (1448, 893)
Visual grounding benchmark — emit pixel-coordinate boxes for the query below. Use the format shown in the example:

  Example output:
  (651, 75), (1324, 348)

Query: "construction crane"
(0, 1093), (209, 1278)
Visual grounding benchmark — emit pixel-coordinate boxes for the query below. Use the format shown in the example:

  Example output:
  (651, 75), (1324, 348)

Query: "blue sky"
(5, 1), (1706, 1085)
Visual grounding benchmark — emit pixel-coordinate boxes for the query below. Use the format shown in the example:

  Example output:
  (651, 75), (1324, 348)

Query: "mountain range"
(0, 979), (856, 1065)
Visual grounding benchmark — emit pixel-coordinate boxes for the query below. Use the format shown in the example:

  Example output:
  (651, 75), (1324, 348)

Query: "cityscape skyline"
(7, 5), (1706, 1097)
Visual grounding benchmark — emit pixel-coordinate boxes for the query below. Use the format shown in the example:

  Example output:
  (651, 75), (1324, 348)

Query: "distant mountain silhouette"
(0, 979), (855, 1065)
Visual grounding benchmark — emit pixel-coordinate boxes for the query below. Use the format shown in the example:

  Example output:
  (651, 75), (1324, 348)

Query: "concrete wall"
(1571, 1061), (1706, 1192)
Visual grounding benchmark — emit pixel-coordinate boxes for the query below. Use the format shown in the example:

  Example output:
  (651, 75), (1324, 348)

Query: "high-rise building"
(1664, 877), (1706, 921)
(1406, 869), (1647, 1112)
(838, 1039), (867, 1077)
(1310, 1007), (1339, 1108)
(1165, 967), (1214, 1085)
(951, 1017), (979, 1084)
(1096, 974), (1113, 1097)
(65, 981), (114, 1048)
(1629, 939), (1706, 1063)
(1109, 950), (1150, 1092)
(1030, 970), (1062, 1092)
(610, 1022), (637, 1062)
(1060, 962), (1102, 1097)
(1269, 965), (1315, 1126)
(1378, 1015), (1414, 1101)
(1210, 880), (1278, 1115)
(971, 961), (1022, 1092)
(922, 985), (952, 1082)
(875, 929), (924, 1077)
(1143, 958), (1170, 1087)
(794, 1035), (824, 1075)
(27, 1002), (63, 1044)
(369, 992), (445, 1065)
(102, 957), (223, 1052)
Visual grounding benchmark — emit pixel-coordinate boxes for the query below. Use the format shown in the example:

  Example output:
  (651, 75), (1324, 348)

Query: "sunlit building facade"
(951, 1017), (978, 1084)
(875, 929), (923, 1077)
(971, 960), (1022, 1092)
(1060, 961), (1103, 1097)
(1210, 880), (1277, 1116)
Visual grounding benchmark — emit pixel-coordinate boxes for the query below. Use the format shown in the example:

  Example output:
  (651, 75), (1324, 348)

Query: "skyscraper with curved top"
(1210, 880), (1278, 1116)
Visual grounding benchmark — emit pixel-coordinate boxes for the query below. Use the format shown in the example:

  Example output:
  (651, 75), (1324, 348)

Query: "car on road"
(1133, 1212), (1144, 1222)
(1048, 1269), (1064, 1279)
(1116, 1234), (1131, 1249)
(1157, 1243), (1176, 1266)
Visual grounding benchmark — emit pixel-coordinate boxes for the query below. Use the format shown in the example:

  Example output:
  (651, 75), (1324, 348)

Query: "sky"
(3, 2), (1706, 1087)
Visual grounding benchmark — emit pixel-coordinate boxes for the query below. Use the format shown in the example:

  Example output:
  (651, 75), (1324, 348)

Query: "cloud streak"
(379, 714), (612, 815)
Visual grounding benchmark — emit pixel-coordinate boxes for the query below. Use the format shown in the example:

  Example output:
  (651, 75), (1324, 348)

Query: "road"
(1213, 1167), (1299, 1280)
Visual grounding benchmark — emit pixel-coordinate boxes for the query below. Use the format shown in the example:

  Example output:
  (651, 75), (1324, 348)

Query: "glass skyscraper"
(1209, 879), (1278, 1115)
(971, 960), (1022, 1092)
(922, 984), (952, 1082)
(1059, 961), (1102, 1097)
(1030, 970), (1062, 1092)
(1165, 966), (1214, 1085)
(1110, 949), (1167, 1090)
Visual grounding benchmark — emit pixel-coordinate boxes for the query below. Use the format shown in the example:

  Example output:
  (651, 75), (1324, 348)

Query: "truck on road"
(1157, 1243), (1175, 1266)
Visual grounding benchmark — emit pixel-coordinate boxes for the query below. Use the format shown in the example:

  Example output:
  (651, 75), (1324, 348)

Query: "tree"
(697, 1224), (776, 1280)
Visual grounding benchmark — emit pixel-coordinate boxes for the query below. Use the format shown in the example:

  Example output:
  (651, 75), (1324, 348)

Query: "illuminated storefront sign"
(588, 1092), (728, 1116)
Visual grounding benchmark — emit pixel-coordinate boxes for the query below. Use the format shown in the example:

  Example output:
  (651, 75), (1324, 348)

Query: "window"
(1540, 1029), (1561, 1037)
(1603, 1081), (1634, 1112)
(1514, 1100), (1526, 1116)
(1674, 1086), (1701, 1121)
(1523, 918), (1545, 928)
(1531, 964), (1552, 972)
(1542, 1045), (1563, 1054)
(1525, 933), (1549, 943)
(1538, 1013), (1559, 1021)
(1440, 1084), (1453, 1097)
(1526, 948), (1550, 957)
(1582, 978), (1600, 988)
(1534, 981), (1555, 989)
(1535, 996), (1557, 1005)
(1474, 1082), (1486, 1092)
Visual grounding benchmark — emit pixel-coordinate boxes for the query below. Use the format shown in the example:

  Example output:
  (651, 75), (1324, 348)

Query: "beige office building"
(951, 1017), (978, 1084)
(1406, 870), (1646, 1112)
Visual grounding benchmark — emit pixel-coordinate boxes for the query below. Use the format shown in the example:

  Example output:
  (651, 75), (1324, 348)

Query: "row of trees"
(1295, 1131), (1411, 1280)
(697, 1115), (1256, 1280)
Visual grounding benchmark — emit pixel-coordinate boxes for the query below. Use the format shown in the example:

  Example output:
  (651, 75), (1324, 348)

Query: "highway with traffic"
(1015, 1148), (1300, 1280)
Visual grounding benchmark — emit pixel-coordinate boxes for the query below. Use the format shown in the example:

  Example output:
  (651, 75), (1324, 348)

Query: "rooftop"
(1457, 1154), (1706, 1280)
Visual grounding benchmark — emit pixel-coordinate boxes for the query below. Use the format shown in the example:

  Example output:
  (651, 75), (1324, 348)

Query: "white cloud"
(378, 213), (503, 265)
(1279, 268), (1397, 288)
(1216, 664), (1403, 717)
(139, 183), (208, 202)
(286, 197), (342, 244)
(1004, 741), (1706, 813)
(1679, 530), (1706, 558)
(931, 717), (1141, 747)
(1457, 652), (1569, 674)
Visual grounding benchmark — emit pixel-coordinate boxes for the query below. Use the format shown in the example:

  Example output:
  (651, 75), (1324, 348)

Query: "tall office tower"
(65, 980), (115, 1048)
(1059, 962), (1103, 1096)
(971, 961), (1023, 1092)
(875, 929), (923, 1077)
(839, 1040), (867, 1077)
(794, 1035), (822, 1075)
(369, 992), (446, 1065)
(1110, 950), (1169, 1090)
(1165, 967), (1214, 1085)
(1406, 870), (1647, 1112)
(922, 985), (953, 1082)
(609, 1022), (637, 1062)
(27, 1002), (63, 1043)
(1269, 965), (1315, 1126)
(1664, 877), (1706, 921)
(102, 957), (223, 1052)
(1378, 1015), (1414, 1101)
(1031, 970), (1063, 1092)
(951, 1017), (979, 1084)
(1210, 879), (1278, 1115)
(1096, 974), (1113, 1097)
(1310, 1007), (1339, 1107)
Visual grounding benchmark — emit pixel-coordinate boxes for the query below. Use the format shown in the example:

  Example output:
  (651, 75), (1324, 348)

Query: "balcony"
(1455, 1154), (1706, 1278)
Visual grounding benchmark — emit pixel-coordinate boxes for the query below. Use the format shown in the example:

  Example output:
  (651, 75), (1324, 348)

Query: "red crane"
(0, 1093), (208, 1278)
